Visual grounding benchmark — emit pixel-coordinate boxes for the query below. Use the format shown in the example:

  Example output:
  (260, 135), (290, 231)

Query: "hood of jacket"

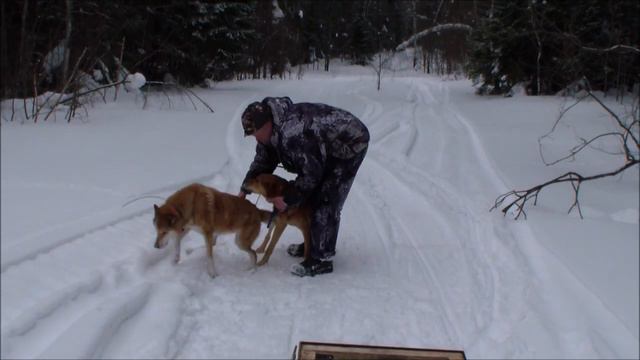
(262, 96), (293, 128)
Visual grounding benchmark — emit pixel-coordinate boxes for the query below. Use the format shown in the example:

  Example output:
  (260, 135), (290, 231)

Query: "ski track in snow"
(1, 76), (634, 358)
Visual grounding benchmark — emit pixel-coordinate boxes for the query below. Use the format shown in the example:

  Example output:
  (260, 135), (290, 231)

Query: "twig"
(32, 69), (39, 123)
(541, 132), (626, 166)
(58, 79), (126, 105)
(586, 91), (639, 154)
(144, 81), (214, 113)
(11, 97), (16, 122)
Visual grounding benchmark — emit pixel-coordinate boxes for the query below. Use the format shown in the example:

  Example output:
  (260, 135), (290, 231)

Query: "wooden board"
(296, 341), (466, 360)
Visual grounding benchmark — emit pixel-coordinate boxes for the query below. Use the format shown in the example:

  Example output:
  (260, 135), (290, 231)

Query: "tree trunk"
(61, 0), (73, 88)
(412, 0), (417, 69)
(0, 0), (8, 97)
(18, 0), (29, 97)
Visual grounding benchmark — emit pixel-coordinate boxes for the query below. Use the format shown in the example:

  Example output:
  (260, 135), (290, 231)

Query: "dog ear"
(153, 204), (159, 213)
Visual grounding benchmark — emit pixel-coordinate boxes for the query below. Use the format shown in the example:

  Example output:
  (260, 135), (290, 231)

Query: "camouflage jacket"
(242, 97), (369, 206)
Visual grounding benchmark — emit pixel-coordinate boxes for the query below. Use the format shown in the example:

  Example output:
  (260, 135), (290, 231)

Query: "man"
(238, 97), (369, 277)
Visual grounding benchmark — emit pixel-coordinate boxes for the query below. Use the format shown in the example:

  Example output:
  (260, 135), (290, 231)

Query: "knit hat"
(241, 101), (272, 136)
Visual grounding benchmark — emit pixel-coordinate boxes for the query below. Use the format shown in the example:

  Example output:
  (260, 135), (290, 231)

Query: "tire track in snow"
(0, 212), (196, 359)
(387, 79), (535, 353)
(38, 284), (153, 359)
(357, 195), (453, 343)
(348, 83), (384, 126)
(370, 151), (515, 346)
(363, 156), (466, 344)
(349, 179), (395, 278)
(350, 77), (533, 349)
(402, 82), (422, 157)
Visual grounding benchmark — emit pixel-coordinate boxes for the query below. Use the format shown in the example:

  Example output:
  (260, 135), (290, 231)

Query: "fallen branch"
(494, 87), (639, 219)
(491, 160), (638, 219)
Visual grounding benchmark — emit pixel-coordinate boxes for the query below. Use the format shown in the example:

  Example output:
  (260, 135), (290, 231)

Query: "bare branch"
(586, 91), (640, 152)
(542, 132), (626, 166)
(581, 44), (640, 54)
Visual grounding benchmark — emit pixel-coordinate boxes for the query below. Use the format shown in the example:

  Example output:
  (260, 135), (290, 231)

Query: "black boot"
(290, 258), (333, 277)
(286, 243), (305, 257)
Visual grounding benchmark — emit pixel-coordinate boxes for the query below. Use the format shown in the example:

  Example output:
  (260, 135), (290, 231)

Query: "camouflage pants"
(307, 147), (367, 260)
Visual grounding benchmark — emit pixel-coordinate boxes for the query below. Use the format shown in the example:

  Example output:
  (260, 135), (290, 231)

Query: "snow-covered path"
(1, 71), (637, 359)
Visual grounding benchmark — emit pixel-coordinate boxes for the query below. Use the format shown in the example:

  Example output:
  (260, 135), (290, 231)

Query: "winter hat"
(241, 101), (272, 136)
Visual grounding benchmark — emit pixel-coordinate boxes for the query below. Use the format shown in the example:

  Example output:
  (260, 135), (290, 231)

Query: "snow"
(1, 63), (638, 359)
(272, 0), (284, 21)
(124, 72), (146, 91)
(42, 40), (67, 77)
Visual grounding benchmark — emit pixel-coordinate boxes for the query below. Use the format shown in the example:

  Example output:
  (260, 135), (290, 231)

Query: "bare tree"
(369, 51), (393, 91)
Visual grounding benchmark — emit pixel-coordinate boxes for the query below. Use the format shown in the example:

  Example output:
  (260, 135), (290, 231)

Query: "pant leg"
(309, 149), (367, 259)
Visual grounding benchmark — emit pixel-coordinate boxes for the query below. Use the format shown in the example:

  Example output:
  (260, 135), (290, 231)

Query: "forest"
(1, 0), (638, 99)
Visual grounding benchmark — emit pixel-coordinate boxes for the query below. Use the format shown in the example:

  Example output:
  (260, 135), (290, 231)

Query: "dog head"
(153, 204), (183, 249)
(244, 173), (288, 198)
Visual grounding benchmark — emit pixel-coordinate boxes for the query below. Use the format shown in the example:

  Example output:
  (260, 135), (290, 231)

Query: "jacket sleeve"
(282, 142), (325, 207)
(241, 143), (279, 193)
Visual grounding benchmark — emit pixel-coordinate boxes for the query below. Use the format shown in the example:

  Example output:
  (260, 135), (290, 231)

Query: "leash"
(251, 193), (277, 228)
(267, 209), (278, 228)
(122, 195), (166, 207)
(246, 191), (277, 228)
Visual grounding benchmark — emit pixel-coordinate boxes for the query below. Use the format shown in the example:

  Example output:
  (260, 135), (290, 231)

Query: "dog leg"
(174, 232), (186, 264)
(236, 226), (259, 270)
(257, 220), (287, 266)
(205, 232), (217, 278)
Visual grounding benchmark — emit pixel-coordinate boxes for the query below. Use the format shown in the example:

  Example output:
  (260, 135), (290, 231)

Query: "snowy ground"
(1, 64), (638, 359)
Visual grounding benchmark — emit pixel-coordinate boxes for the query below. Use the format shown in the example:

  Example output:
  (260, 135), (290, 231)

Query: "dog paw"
(173, 256), (181, 265)
(207, 263), (217, 278)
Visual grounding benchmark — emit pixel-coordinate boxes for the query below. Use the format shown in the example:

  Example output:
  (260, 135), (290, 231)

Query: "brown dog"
(243, 174), (311, 266)
(153, 183), (270, 277)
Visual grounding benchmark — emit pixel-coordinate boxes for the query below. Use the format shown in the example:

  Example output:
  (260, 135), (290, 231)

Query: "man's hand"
(267, 196), (287, 211)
